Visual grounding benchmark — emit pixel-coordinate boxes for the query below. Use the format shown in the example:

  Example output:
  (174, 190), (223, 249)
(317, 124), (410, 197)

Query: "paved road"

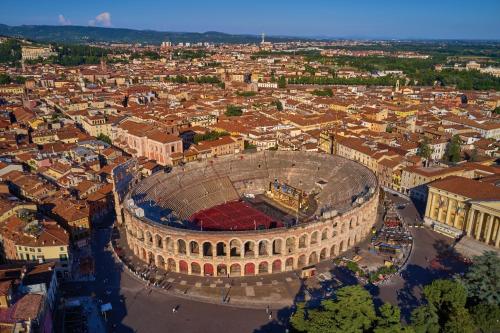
(66, 192), (467, 332)
(376, 194), (468, 320)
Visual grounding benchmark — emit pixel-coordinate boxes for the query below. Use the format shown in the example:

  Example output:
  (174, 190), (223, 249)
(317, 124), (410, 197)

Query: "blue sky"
(1, 0), (499, 39)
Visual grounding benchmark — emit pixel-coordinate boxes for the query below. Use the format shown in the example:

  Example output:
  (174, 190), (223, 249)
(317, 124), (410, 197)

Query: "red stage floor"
(190, 201), (283, 231)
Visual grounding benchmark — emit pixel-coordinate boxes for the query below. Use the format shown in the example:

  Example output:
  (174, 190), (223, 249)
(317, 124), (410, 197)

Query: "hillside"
(0, 24), (308, 44)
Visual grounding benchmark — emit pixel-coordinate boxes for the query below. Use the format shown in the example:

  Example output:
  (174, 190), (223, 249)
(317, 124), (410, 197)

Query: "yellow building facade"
(424, 176), (500, 248)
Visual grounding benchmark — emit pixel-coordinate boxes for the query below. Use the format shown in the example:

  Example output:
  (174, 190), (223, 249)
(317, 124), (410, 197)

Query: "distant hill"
(0, 24), (310, 45)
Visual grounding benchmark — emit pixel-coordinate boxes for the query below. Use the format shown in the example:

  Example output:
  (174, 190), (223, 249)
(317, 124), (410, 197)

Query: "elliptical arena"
(122, 151), (379, 277)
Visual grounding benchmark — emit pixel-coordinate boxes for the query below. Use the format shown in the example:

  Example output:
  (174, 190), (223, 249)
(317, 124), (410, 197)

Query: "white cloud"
(58, 14), (71, 26)
(89, 12), (112, 27)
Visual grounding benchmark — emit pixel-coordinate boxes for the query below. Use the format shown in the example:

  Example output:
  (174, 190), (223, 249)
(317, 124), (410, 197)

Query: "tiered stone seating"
(131, 151), (378, 222)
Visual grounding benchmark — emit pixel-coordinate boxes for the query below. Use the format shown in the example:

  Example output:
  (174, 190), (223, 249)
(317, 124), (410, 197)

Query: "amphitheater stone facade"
(121, 151), (379, 277)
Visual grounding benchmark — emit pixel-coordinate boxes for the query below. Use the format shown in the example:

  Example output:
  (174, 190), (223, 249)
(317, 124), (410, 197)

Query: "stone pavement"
(455, 236), (500, 258)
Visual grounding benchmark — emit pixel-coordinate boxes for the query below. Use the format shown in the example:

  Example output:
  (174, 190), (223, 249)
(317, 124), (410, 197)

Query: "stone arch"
(298, 234), (308, 249)
(179, 260), (188, 274)
(244, 263), (255, 275)
(320, 248), (327, 261)
(230, 264), (241, 277)
(203, 263), (214, 276)
(167, 258), (176, 272)
(137, 229), (144, 241)
(349, 218), (354, 229)
(272, 259), (282, 273)
(330, 244), (337, 257)
(191, 262), (201, 275)
(347, 237), (351, 247)
(310, 231), (319, 246)
(217, 264), (227, 276)
(258, 240), (269, 256)
(156, 255), (165, 268)
(230, 239), (242, 257)
(341, 222), (346, 234)
(354, 234), (358, 244)
(297, 254), (307, 268)
(285, 257), (294, 271)
(177, 239), (187, 255)
(203, 242), (213, 257)
(340, 240), (345, 252)
(216, 242), (227, 257)
(155, 234), (163, 249)
(272, 238), (283, 255)
(285, 237), (296, 254)
(141, 248), (147, 260)
(189, 241), (200, 255)
(309, 251), (318, 265)
(145, 231), (153, 245)
(165, 237), (174, 254)
(258, 261), (269, 274)
(321, 228), (328, 241)
(244, 241), (255, 258)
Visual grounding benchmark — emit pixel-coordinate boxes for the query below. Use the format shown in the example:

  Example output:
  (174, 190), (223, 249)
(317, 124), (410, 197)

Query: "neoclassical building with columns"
(424, 175), (500, 248)
(119, 151), (380, 277)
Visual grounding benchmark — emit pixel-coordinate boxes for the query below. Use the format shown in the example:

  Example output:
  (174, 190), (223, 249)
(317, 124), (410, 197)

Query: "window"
(37, 248), (41, 252)
(60, 247), (64, 251)
(171, 146), (175, 153)
(60, 254), (68, 261)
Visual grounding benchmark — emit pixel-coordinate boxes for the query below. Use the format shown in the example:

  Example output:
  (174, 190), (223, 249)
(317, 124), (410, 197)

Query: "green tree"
(312, 88), (333, 97)
(417, 138), (433, 160)
(193, 131), (229, 143)
(424, 279), (468, 313)
(461, 251), (500, 306)
(374, 303), (412, 333)
(470, 304), (500, 333)
(290, 285), (377, 333)
(278, 75), (287, 88)
(413, 279), (476, 333)
(96, 133), (112, 145)
(0, 73), (12, 85)
(225, 105), (243, 117)
(290, 302), (309, 333)
(272, 100), (283, 111)
(444, 135), (461, 163)
(411, 305), (440, 333)
(442, 307), (475, 333)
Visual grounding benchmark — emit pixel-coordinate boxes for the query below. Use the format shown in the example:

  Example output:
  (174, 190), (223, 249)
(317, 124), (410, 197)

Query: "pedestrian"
(172, 307), (176, 313)
(268, 312), (272, 320)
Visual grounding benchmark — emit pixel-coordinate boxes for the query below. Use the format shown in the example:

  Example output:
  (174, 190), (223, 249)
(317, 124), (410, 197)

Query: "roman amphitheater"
(122, 151), (379, 277)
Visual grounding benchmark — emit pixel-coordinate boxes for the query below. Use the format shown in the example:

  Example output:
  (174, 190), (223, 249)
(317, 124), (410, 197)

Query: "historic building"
(424, 176), (500, 248)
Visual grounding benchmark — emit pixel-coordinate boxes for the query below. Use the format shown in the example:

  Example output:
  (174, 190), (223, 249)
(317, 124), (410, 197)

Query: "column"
(453, 204), (462, 229)
(475, 211), (485, 240)
(466, 209), (475, 236)
(495, 220), (500, 248)
(430, 193), (438, 220)
(484, 215), (493, 246)
(425, 192), (433, 218)
(445, 198), (453, 226)
(437, 197), (444, 223)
